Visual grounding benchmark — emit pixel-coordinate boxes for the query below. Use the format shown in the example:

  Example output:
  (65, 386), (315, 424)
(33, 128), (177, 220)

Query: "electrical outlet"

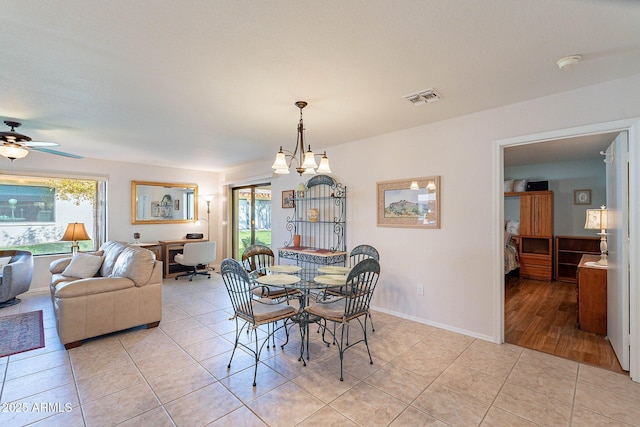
(417, 284), (424, 295)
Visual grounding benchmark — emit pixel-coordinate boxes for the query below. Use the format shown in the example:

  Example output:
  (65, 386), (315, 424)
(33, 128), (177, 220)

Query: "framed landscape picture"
(282, 190), (295, 208)
(377, 176), (441, 228)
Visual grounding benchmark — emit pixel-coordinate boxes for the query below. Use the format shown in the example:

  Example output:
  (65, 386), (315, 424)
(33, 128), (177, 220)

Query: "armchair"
(0, 250), (33, 308)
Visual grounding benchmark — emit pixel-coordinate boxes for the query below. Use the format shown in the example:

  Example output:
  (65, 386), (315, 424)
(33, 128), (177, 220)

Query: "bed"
(504, 232), (519, 274)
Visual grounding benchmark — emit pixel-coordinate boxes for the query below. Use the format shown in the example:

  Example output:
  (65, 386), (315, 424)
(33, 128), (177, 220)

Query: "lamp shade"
(60, 222), (91, 242)
(585, 207), (608, 230)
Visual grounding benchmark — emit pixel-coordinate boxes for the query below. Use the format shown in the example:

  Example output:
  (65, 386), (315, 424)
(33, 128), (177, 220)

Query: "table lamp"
(61, 222), (91, 256)
(584, 205), (608, 266)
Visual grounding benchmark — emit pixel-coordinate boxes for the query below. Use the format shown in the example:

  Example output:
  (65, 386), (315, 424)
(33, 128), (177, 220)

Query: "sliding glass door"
(232, 183), (272, 259)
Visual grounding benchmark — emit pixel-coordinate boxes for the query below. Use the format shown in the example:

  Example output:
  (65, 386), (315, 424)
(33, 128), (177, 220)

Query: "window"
(0, 175), (106, 255)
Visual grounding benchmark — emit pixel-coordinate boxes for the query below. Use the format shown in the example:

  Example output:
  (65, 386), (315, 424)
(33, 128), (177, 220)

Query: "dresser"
(518, 191), (554, 280)
(577, 254), (607, 335)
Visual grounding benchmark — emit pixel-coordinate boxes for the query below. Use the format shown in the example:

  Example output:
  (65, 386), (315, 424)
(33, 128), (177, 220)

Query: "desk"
(158, 239), (207, 278)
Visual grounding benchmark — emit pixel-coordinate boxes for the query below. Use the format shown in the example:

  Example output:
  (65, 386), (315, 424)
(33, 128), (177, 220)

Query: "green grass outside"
(0, 241), (95, 256)
(237, 230), (272, 259)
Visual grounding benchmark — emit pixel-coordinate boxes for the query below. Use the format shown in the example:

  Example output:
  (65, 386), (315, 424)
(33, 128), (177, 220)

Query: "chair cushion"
(110, 246), (156, 286)
(250, 300), (296, 324)
(61, 253), (105, 279)
(306, 299), (345, 322)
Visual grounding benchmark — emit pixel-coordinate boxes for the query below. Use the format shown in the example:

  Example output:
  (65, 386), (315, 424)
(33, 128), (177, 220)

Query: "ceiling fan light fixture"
(0, 142), (29, 160)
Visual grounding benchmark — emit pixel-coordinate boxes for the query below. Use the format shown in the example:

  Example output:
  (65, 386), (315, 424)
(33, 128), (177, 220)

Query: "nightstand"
(577, 254), (607, 335)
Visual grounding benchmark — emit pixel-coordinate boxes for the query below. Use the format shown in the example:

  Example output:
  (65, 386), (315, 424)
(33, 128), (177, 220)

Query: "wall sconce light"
(272, 101), (332, 176)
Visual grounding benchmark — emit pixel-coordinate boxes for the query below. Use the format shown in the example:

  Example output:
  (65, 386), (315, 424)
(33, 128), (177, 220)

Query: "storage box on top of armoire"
(526, 180), (549, 191)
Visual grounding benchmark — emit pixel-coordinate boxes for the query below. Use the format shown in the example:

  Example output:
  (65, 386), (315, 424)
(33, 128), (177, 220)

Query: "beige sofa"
(49, 241), (163, 349)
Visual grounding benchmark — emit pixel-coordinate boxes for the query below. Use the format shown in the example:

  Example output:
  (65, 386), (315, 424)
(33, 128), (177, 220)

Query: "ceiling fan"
(0, 120), (83, 161)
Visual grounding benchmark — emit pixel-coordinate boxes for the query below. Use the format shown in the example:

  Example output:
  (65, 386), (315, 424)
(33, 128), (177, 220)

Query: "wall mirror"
(131, 181), (198, 224)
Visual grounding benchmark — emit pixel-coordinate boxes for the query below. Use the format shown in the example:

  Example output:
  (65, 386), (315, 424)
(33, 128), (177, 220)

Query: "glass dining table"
(253, 268), (348, 365)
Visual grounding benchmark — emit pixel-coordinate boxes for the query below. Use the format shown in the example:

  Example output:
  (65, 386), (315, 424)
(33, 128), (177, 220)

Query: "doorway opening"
(231, 183), (272, 260)
(495, 120), (637, 378)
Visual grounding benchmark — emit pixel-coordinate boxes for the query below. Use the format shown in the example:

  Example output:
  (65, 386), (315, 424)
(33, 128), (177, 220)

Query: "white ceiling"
(504, 132), (619, 167)
(2, 0), (639, 171)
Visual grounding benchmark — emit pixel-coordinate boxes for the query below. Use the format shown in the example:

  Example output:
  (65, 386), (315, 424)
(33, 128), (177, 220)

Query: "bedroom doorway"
(495, 118), (640, 380)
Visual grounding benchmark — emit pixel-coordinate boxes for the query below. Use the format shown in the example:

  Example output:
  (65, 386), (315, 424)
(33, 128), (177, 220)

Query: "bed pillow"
(504, 180), (514, 192)
(506, 220), (520, 235)
(514, 179), (527, 192)
(61, 253), (105, 278)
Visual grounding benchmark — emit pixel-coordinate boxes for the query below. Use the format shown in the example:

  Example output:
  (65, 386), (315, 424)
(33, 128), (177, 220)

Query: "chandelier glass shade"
(272, 101), (331, 176)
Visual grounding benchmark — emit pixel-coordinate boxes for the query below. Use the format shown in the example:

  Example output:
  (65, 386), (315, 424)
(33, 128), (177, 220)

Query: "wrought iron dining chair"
(325, 244), (380, 331)
(242, 244), (299, 301)
(221, 258), (297, 386)
(306, 258), (380, 381)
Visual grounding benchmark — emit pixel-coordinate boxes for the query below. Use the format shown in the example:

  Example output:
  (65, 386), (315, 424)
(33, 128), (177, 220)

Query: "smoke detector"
(556, 54), (582, 70)
(404, 88), (442, 106)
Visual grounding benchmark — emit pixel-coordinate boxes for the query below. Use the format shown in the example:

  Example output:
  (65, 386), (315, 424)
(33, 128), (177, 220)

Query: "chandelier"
(272, 101), (331, 175)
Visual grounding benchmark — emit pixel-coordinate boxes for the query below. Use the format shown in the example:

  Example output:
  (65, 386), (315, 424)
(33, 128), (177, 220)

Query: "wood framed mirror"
(131, 181), (198, 224)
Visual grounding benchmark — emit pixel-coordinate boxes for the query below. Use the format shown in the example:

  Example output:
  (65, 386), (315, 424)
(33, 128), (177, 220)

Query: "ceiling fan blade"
(31, 147), (83, 159)
(24, 141), (60, 147)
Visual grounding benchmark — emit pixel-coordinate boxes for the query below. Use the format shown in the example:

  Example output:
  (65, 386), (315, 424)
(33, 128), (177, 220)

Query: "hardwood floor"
(505, 274), (625, 374)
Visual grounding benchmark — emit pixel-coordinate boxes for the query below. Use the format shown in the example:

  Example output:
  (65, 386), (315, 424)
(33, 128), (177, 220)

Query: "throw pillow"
(61, 253), (105, 278)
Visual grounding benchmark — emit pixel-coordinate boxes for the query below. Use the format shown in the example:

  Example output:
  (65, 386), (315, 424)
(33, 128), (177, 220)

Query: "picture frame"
(174, 200), (180, 210)
(282, 190), (295, 208)
(574, 189), (591, 205)
(377, 176), (441, 228)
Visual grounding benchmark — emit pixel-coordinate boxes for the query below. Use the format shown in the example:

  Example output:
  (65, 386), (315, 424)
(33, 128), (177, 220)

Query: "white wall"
(227, 73), (640, 341)
(505, 158), (606, 236)
(2, 155), (219, 291)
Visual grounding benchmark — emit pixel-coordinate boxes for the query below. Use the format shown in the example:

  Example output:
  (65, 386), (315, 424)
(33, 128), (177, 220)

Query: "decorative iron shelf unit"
(278, 175), (347, 281)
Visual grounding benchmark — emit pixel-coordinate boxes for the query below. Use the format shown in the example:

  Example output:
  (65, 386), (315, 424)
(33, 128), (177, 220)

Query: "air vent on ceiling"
(404, 88), (442, 106)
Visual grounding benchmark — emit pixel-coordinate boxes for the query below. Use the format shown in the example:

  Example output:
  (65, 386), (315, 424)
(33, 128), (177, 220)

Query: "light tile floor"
(2, 275), (640, 426)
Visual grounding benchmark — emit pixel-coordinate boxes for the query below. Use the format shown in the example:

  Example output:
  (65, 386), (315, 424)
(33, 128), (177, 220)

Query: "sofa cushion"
(54, 277), (135, 298)
(110, 246), (156, 286)
(100, 241), (129, 277)
(61, 253), (105, 279)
